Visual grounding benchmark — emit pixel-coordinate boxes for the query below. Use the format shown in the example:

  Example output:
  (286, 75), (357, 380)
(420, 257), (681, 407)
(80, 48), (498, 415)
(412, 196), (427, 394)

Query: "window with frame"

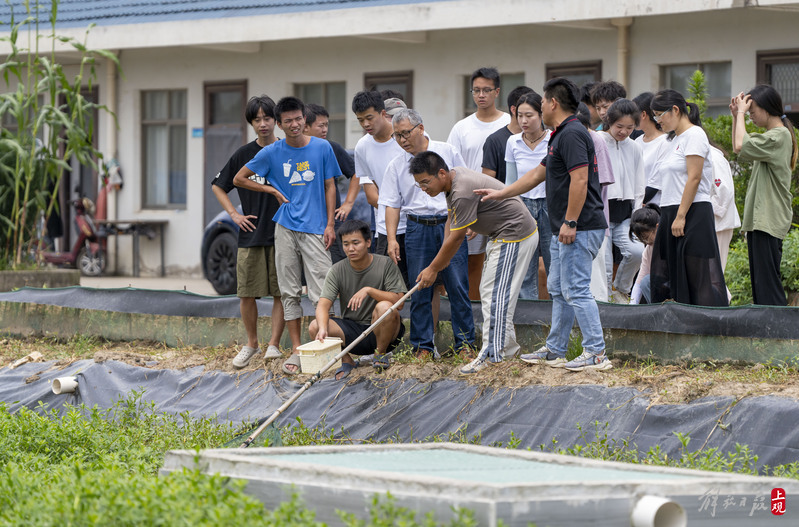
(365, 70), (414, 108)
(294, 82), (346, 145)
(545, 61), (602, 89)
(463, 72), (525, 117)
(757, 49), (799, 120)
(141, 90), (187, 208)
(661, 62), (731, 117)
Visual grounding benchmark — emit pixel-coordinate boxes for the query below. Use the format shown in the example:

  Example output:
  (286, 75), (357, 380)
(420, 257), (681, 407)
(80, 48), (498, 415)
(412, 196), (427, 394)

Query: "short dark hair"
(352, 90), (384, 114)
(543, 77), (580, 113)
(471, 67), (501, 89)
(380, 89), (405, 102)
(579, 81), (597, 105)
(244, 95), (275, 123)
(605, 98), (641, 127)
(274, 96), (305, 122)
(337, 219), (371, 242)
(590, 81), (627, 105)
(409, 150), (450, 176)
(305, 103), (329, 126)
(507, 85), (534, 114)
(576, 102), (592, 128)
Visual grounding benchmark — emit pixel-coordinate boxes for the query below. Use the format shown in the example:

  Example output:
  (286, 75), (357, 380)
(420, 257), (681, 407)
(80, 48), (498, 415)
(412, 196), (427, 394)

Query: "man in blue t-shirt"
(234, 96), (340, 374)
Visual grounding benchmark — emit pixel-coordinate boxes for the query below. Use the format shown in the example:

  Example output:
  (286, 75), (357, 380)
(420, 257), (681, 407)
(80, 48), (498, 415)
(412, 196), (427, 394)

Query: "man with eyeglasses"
(381, 108), (475, 359)
(410, 150), (537, 375)
(447, 67), (511, 302)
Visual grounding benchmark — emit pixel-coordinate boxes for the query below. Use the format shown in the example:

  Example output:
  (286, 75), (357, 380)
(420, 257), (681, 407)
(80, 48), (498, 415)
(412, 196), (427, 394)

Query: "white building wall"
(99, 6), (799, 276)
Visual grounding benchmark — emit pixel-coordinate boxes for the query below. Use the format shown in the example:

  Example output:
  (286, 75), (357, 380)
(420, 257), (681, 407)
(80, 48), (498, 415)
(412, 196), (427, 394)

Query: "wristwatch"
(564, 219), (577, 229)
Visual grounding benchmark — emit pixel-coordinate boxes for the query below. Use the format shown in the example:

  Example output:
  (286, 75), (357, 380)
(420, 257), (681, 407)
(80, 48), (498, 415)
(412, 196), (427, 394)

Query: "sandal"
(334, 362), (356, 380)
(282, 354), (302, 375)
(372, 353), (391, 371)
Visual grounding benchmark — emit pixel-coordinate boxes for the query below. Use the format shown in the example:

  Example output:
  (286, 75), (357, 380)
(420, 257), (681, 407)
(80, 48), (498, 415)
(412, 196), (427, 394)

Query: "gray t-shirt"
(447, 167), (536, 242)
(320, 254), (407, 325)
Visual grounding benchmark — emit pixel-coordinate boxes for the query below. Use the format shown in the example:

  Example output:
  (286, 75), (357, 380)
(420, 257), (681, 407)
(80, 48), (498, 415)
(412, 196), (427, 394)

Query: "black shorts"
(329, 316), (405, 356)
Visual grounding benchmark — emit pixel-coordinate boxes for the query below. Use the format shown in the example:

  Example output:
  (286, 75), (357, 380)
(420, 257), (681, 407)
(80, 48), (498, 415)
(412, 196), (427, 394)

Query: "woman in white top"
(504, 91), (551, 300)
(648, 90), (728, 306)
(709, 146), (741, 272)
(600, 99), (645, 302)
(632, 92), (670, 206)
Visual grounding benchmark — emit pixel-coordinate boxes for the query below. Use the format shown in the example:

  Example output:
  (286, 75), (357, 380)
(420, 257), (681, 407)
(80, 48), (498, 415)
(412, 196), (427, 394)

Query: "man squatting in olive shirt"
(409, 151), (538, 375)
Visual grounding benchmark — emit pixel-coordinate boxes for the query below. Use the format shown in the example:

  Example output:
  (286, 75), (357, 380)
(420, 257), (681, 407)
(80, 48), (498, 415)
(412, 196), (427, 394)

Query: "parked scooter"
(37, 197), (107, 276)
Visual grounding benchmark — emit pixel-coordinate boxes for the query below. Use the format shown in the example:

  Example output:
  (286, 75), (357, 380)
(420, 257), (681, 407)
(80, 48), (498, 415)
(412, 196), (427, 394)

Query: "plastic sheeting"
(1, 286), (798, 338)
(2, 359), (798, 470)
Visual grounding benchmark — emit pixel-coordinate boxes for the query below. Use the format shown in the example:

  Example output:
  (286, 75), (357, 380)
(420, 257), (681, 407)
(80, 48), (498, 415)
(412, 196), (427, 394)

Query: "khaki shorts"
(236, 246), (280, 298)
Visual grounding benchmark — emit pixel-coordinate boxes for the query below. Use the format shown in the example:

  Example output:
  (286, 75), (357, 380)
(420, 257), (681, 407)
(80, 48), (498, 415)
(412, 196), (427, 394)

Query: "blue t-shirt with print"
(245, 136), (340, 235)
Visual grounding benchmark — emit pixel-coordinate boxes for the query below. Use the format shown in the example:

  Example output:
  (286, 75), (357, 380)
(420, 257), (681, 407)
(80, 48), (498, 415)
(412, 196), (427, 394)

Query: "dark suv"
(200, 207), (239, 295)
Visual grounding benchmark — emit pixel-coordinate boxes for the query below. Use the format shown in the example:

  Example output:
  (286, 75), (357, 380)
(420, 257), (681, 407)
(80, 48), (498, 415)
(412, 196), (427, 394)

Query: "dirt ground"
(2, 336), (799, 405)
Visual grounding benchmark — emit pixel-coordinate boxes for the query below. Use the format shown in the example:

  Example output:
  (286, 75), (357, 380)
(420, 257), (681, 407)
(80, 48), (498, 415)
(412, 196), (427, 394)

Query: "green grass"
(0, 394), (487, 526)
(3, 391), (795, 526)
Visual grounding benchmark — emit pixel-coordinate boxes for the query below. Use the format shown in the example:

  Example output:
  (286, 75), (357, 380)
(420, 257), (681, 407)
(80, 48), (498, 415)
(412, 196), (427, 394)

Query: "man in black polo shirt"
(477, 77), (611, 372)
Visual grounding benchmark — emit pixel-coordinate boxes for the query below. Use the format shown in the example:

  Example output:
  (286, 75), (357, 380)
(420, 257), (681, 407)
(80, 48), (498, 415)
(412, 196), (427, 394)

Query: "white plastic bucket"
(296, 338), (343, 374)
(52, 376), (78, 394)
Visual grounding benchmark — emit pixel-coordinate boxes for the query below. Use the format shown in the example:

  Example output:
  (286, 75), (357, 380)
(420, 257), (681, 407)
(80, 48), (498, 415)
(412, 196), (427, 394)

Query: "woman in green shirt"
(731, 84), (797, 305)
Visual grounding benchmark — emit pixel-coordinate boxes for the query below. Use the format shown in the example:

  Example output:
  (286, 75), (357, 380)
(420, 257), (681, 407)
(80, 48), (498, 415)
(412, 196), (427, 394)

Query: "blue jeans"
(546, 229), (606, 356)
(405, 217), (475, 351)
(519, 198), (551, 299)
(639, 274), (652, 304)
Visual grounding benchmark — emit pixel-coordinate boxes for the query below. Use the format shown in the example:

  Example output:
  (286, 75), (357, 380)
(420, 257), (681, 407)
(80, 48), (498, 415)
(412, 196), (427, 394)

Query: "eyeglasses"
(414, 178), (435, 190)
(470, 87), (497, 95)
(392, 123), (420, 141)
(652, 108), (672, 123)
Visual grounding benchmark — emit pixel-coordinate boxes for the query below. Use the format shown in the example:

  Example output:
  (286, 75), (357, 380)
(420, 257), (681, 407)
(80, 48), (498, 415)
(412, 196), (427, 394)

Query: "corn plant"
(0, 0), (118, 269)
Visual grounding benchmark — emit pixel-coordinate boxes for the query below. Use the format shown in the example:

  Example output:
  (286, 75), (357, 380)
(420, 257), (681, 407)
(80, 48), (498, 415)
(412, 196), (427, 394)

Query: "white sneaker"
(564, 351), (613, 372)
(264, 345), (282, 360)
(459, 357), (489, 375)
(232, 346), (259, 369)
(611, 290), (630, 304)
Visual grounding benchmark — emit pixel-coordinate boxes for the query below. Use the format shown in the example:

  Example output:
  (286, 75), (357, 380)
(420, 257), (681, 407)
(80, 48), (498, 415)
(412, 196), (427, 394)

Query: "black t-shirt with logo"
(541, 116), (607, 233)
(212, 140), (280, 247)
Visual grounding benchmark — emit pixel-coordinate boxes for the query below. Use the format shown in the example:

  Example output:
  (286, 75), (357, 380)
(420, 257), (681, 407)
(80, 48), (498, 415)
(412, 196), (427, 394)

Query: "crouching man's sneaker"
(459, 356), (490, 375)
(563, 351), (613, 372)
(520, 346), (567, 368)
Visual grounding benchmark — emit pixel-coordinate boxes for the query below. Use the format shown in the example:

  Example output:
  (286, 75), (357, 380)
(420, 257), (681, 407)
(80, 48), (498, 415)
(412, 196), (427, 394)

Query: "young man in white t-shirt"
(351, 91), (409, 285)
(447, 67), (511, 301)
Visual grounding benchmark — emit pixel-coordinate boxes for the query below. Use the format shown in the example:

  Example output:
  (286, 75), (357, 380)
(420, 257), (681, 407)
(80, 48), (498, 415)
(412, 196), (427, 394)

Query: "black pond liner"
(1, 286), (798, 469)
(2, 357), (799, 470)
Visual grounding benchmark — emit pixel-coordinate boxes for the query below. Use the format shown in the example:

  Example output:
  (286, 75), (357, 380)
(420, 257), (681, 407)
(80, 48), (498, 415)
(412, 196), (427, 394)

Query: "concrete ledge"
(1, 301), (797, 364)
(0, 269), (80, 292)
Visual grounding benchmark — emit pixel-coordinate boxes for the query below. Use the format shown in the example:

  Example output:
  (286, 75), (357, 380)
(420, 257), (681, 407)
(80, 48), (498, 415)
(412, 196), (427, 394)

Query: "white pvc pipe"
(52, 377), (78, 395)
(631, 495), (686, 527)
